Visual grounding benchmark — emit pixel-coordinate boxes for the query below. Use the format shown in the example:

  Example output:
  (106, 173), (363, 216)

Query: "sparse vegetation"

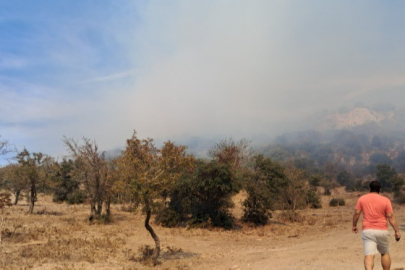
(329, 198), (345, 207)
(0, 128), (404, 268)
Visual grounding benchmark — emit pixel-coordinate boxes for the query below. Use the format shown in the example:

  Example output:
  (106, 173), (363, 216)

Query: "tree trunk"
(29, 182), (36, 214)
(89, 199), (96, 220)
(144, 204), (160, 265)
(106, 198), (111, 217)
(14, 190), (20, 205)
(96, 199), (103, 216)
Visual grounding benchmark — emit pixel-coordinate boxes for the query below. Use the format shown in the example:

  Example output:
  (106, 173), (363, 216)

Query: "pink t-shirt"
(355, 193), (393, 230)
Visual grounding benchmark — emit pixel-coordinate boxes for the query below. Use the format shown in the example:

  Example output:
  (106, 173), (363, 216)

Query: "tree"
(15, 149), (45, 214)
(280, 166), (308, 221)
(375, 164), (404, 193)
(63, 137), (110, 218)
(242, 155), (288, 224)
(52, 159), (85, 204)
(0, 135), (10, 156)
(1, 164), (27, 205)
(369, 153), (392, 166)
(119, 131), (194, 265)
(208, 138), (253, 170)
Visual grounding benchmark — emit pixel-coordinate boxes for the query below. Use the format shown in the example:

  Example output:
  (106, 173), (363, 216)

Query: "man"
(353, 180), (401, 270)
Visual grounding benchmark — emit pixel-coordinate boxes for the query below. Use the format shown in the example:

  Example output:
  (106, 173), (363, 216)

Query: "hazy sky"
(1, 1), (405, 161)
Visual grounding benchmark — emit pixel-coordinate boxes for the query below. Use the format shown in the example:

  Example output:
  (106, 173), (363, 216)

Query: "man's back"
(355, 193), (392, 230)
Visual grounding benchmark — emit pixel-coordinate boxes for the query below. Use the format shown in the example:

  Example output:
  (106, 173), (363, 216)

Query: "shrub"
(66, 190), (86, 204)
(242, 196), (272, 225)
(160, 160), (238, 229)
(306, 188), (322, 209)
(394, 192), (405, 204)
(329, 198), (345, 207)
(155, 208), (183, 228)
(278, 210), (304, 223)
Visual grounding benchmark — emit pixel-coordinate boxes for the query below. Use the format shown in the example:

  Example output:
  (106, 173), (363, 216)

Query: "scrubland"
(1, 188), (404, 270)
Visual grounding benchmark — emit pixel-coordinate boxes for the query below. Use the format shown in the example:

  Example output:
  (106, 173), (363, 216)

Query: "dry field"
(1, 188), (404, 270)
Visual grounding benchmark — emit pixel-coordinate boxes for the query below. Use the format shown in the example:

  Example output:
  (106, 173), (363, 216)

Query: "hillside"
(263, 105), (405, 183)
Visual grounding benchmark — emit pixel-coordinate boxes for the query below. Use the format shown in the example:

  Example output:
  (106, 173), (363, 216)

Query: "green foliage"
(306, 188), (322, 209)
(155, 208), (183, 228)
(376, 164), (404, 193)
(309, 174), (322, 187)
(187, 161), (236, 229)
(394, 192), (405, 204)
(329, 198), (345, 207)
(241, 194), (272, 225)
(336, 171), (352, 186)
(66, 190), (86, 204)
(52, 159), (84, 203)
(242, 155), (288, 220)
(158, 160), (237, 229)
(15, 148), (46, 213)
(336, 170), (364, 192)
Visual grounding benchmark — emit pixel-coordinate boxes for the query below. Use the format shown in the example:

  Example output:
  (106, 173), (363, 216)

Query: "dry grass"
(0, 189), (402, 269)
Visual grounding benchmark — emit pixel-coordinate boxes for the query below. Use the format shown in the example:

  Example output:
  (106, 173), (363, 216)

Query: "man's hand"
(395, 231), (401, 241)
(353, 209), (361, 234)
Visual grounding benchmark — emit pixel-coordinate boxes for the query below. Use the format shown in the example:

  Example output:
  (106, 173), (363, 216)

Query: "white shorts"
(362, 229), (390, 255)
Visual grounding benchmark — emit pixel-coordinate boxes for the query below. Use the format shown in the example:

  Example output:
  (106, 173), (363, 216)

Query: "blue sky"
(1, 1), (405, 163)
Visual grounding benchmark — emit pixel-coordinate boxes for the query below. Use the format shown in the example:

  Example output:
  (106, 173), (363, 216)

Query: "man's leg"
(364, 255), (374, 270)
(381, 253), (391, 270)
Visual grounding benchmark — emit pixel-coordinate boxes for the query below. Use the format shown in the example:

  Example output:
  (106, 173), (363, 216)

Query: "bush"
(306, 188), (322, 209)
(160, 160), (238, 229)
(155, 208), (183, 228)
(394, 192), (405, 204)
(329, 198), (345, 207)
(242, 198), (272, 225)
(278, 210), (304, 223)
(66, 190), (86, 204)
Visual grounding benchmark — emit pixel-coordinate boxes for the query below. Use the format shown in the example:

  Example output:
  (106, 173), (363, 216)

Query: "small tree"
(188, 160), (237, 228)
(15, 149), (45, 214)
(242, 155), (288, 225)
(280, 166), (308, 221)
(63, 137), (110, 218)
(1, 164), (27, 205)
(119, 131), (194, 265)
(51, 159), (85, 204)
(376, 164), (404, 193)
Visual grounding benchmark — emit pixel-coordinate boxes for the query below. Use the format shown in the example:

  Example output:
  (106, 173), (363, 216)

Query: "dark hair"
(369, 181), (381, 193)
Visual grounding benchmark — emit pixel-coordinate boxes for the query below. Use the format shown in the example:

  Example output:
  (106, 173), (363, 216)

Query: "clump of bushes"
(157, 160), (238, 229)
(329, 198), (345, 207)
(66, 190), (86, 204)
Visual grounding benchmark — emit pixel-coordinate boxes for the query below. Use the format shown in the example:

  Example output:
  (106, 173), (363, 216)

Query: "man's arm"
(353, 209), (361, 233)
(386, 212), (401, 240)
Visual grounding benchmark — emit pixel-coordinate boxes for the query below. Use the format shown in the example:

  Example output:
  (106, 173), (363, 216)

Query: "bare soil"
(1, 188), (404, 270)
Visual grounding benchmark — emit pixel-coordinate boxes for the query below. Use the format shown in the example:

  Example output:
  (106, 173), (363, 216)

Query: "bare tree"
(0, 135), (10, 156)
(63, 137), (110, 219)
(209, 138), (254, 169)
